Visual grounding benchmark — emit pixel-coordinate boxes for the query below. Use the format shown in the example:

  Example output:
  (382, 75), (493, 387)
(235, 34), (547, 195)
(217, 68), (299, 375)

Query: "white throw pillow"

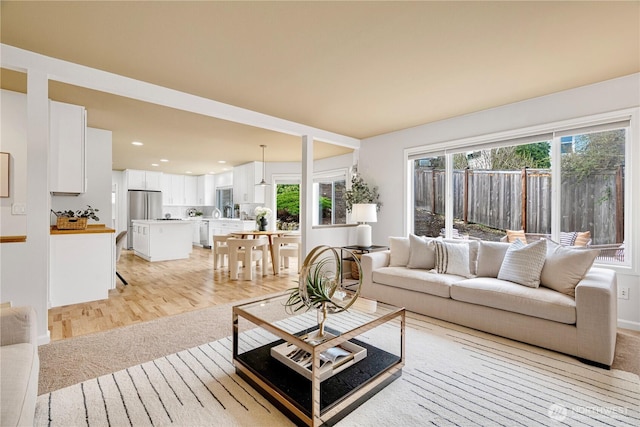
(388, 236), (410, 267)
(540, 240), (600, 297)
(433, 240), (473, 278)
(407, 234), (438, 269)
(443, 239), (479, 276)
(497, 239), (547, 288)
(476, 241), (511, 278)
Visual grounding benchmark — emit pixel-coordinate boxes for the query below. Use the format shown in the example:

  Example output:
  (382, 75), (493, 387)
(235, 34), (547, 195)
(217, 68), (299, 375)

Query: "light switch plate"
(11, 203), (26, 215)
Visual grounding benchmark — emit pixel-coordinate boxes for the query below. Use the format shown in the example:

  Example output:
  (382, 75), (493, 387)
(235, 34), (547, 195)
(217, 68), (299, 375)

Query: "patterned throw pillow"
(497, 239), (547, 288)
(560, 231), (578, 246)
(433, 241), (473, 278)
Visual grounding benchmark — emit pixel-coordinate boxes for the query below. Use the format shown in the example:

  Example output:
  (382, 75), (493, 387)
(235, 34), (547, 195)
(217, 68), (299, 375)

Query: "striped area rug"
(35, 312), (639, 426)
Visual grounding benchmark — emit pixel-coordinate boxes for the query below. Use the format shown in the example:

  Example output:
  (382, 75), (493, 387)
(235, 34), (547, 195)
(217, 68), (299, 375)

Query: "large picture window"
(410, 116), (629, 265)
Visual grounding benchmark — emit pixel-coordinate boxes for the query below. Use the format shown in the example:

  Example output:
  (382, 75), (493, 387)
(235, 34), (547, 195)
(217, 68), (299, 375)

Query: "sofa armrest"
(0, 306), (37, 346)
(574, 267), (617, 366)
(360, 251), (390, 294)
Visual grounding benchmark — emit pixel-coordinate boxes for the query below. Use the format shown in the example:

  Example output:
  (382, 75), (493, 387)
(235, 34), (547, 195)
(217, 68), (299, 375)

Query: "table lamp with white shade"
(352, 203), (377, 247)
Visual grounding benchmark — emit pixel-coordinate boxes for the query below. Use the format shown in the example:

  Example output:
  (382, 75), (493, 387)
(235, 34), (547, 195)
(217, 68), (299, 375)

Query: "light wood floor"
(47, 246), (298, 341)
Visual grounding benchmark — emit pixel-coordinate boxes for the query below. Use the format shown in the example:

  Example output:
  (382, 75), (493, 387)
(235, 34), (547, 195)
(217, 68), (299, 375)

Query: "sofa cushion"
(388, 236), (410, 267)
(407, 234), (438, 269)
(372, 266), (464, 298)
(498, 239), (547, 288)
(451, 277), (577, 324)
(540, 240), (600, 297)
(434, 240), (473, 278)
(0, 343), (38, 427)
(506, 229), (527, 244)
(476, 241), (511, 278)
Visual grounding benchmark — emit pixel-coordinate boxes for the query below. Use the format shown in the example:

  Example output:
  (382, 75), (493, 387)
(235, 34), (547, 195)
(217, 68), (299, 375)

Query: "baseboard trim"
(38, 330), (51, 346)
(617, 319), (640, 331)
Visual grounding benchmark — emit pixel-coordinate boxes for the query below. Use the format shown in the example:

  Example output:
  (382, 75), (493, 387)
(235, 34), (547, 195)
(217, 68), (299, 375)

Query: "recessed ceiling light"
(185, 171), (192, 174)
(131, 141), (143, 146)
(160, 159), (169, 162)
(209, 171), (216, 174)
(151, 163), (159, 167)
(218, 160), (226, 164)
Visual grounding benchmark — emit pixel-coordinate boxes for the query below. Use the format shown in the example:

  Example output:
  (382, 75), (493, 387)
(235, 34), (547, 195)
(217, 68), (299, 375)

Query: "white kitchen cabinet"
(233, 162), (265, 204)
(126, 169), (163, 191)
(162, 173), (186, 205)
(197, 175), (215, 206)
(50, 230), (115, 307)
(132, 223), (150, 256)
(132, 220), (192, 261)
(49, 100), (86, 194)
(185, 175), (198, 206)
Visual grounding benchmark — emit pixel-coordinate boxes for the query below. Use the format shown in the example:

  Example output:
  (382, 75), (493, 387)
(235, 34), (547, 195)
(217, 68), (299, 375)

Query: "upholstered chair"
(226, 237), (269, 280)
(273, 235), (301, 275)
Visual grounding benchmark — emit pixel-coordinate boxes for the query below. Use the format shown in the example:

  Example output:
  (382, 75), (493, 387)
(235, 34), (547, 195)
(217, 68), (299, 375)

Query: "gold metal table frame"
(232, 292), (405, 426)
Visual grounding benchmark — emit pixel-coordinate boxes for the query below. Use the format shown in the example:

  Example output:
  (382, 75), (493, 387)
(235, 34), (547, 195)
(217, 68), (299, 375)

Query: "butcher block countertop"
(50, 224), (115, 235)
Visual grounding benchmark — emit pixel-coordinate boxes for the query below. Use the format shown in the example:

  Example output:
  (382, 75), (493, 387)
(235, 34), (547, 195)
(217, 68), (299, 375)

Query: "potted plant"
(51, 205), (100, 230)
(284, 246), (362, 341)
(343, 174), (381, 213)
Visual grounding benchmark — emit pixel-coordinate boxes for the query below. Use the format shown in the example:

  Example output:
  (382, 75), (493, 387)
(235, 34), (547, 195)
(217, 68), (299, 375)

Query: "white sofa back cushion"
(388, 236), (410, 267)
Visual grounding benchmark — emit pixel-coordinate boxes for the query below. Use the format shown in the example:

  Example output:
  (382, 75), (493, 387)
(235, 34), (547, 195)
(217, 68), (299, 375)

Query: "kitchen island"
(132, 220), (192, 262)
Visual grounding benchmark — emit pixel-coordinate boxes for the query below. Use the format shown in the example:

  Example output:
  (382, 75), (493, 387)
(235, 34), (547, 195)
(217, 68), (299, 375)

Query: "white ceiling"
(1, 1), (638, 175)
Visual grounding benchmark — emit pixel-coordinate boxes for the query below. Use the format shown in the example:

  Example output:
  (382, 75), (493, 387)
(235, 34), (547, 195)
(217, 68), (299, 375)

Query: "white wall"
(51, 128), (112, 227)
(360, 73), (640, 330)
(0, 90), (28, 237)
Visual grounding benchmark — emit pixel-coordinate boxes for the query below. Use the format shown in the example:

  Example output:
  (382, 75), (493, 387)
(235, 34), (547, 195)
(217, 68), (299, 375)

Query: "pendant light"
(256, 144), (270, 186)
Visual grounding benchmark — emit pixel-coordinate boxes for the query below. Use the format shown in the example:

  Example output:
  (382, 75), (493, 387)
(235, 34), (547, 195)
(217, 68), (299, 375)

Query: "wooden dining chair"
(273, 235), (301, 275)
(226, 237), (269, 280)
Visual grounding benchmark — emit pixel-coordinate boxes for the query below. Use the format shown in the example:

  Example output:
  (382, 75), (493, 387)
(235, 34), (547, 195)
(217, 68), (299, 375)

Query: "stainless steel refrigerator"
(127, 190), (163, 249)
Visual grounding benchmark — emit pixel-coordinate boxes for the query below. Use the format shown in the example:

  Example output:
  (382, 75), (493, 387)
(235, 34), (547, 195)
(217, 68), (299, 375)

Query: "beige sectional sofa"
(360, 236), (617, 368)
(0, 306), (39, 426)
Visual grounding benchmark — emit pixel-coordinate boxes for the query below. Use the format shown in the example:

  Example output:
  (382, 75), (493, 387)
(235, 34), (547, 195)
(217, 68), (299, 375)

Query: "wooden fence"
(415, 167), (624, 244)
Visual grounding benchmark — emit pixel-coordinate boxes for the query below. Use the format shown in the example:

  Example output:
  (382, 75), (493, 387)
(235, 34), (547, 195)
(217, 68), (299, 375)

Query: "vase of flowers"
(254, 206), (272, 231)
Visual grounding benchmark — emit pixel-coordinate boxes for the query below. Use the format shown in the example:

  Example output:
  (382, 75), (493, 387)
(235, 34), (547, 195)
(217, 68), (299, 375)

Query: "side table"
(341, 245), (388, 288)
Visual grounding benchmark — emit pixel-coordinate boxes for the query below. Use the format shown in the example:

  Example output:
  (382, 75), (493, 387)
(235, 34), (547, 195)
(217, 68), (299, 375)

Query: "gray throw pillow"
(407, 234), (438, 269)
(497, 239), (547, 288)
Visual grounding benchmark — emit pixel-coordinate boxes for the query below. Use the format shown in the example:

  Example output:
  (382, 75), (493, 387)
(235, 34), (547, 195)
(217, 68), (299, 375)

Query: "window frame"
(312, 168), (348, 227)
(404, 108), (637, 272)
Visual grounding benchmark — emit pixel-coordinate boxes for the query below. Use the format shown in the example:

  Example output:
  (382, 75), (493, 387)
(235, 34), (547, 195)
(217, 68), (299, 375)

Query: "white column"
(300, 135), (313, 259)
(27, 69), (51, 344)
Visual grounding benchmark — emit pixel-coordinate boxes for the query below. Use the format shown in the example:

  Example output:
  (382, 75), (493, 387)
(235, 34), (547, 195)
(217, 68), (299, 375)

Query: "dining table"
(229, 230), (295, 275)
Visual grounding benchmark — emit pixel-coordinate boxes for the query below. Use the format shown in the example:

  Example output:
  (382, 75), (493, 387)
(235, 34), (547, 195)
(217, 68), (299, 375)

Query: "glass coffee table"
(232, 292), (405, 427)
